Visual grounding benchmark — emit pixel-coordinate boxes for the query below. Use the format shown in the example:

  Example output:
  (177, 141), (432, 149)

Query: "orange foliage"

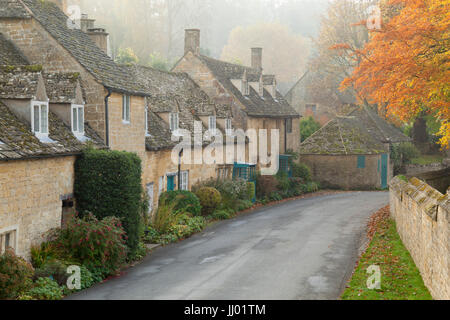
(340, 0), (450, 148)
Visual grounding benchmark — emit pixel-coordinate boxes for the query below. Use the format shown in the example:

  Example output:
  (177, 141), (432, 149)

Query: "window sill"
(35, 133), (55, 144)
(122, 120), (131, 125)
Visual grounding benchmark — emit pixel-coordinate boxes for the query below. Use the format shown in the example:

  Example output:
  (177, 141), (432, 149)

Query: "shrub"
(159, 191), (202, 216)
(30, 242), (62, 269)
(246, 182), (256, 201)
(26, 277), (63, 300)
(152, 201), (184, 234)
(53, 214), (128, 277)
(255, 175), (279, 199)
(292, 163), (312, 182)
(0, 249), (34, 299)
(391, 142), (421, 173)
(34, 260), (69, 286)
(212, 210), (233, 220)
(75, 148), (143, 255)
(195, 187), (222, 216)
(300, 116), (321, 142)
(235, 200), (253, 212)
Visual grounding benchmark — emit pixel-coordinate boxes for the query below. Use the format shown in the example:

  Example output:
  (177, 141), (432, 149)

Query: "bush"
(34, 260), (69, 286)
(292, 163), (312, 182)
(235, 200), (253, 212)
(53, 214), (128, 277)
(246, 182), (256, 201)
(195, 187), (222, 216)
(26, 277), (63, 300)
(212, 209), (234, 220)
(75, 148), (143, 255)
(159, 191), (202, 216)
(300, 116), (321, 142)
(255, 175), (279, 199)
(30, 242), (63, 269)
(391, 142), (421, 174)
(152, 201), (184, 234)
(0, 249), (34, 299)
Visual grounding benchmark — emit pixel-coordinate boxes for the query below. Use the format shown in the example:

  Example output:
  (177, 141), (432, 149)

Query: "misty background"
(76, 0), (374, 94)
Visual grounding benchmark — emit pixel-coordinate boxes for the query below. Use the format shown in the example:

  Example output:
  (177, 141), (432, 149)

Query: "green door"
(381, 154), (388, 189)
(167, 175), (175, 191)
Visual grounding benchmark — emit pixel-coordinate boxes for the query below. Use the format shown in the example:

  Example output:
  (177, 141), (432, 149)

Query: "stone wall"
(404, 162), (448, 177)
(389, 177), (450, 300)
(300, 154), (384, 190)
(0, 156), (76, 260)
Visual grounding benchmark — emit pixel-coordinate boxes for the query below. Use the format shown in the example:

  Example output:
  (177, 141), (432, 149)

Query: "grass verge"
(341, 206), (432, 300)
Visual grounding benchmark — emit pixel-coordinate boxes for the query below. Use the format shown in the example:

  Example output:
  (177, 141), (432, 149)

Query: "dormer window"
(71, 104), (85, 136)
(170, 112), (179, 131)
(209, 116), (216, 133)
(31, 101), (49, 137)
(122, 95), (131, 123)
(242, 80), (249, 96)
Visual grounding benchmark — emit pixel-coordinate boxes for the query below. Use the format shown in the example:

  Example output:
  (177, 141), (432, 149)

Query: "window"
(0, 230), (16, 254)
(306, 104), (317, 115)
(145, 107), (149, 135)
(71, 104), (84, 136)
(242, 80), (249, 96)
(209, 116), (216, 133)
(170, 112), (179, 131)
(286, 118), (292, 134)
(122, 95), (131, 123)
(357, 156), (366, 169)
(31, 102), (49, 136)
(180, 171), (189, 191)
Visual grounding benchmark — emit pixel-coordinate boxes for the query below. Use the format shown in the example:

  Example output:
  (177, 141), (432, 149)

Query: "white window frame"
(145, 107), (150, 136)
(169, 112), (179, 131)
(122, 95), (131, 123)
(0, 227), (18, 255)
(180, 171), (189, 191)
(71, 104), (85, 137)
(31, 100), (49, 138)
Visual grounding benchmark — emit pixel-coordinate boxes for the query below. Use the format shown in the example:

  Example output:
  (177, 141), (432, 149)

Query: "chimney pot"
(185, 29), (200, 55)
(251, 48), (263, 72)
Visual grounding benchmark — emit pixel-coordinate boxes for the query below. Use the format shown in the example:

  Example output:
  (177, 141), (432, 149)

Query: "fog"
(74, 0), (329, 88)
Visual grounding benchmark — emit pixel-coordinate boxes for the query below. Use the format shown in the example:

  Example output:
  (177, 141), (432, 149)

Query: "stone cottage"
(124, 64), (241, 211)
(285, 70), (355, 126)
(0, 51), (104, 258)
(299, 106), (411, 190)
(172, 29), (301, 169)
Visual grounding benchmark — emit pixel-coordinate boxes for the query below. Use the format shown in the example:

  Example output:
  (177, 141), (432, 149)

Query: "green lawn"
(341, 208), (432, 300)
(410, 154), (443, 165)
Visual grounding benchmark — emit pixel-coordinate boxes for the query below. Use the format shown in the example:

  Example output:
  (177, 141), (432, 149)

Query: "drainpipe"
(178, 149), (183, 190)
(104, 87), (112, 148)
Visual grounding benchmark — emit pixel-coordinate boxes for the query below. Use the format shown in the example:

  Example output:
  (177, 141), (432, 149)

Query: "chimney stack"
(80, 14), (95, 32)
(78, 14), (110, 56)
(251, 48), (263, 72)
(185, 29), (200, 55)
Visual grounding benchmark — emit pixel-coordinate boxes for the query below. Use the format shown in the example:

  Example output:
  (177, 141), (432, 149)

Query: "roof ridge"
(336, 118), (348, 155)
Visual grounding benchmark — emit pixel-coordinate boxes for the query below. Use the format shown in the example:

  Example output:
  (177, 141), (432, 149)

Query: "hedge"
(74, 148), (143, 255)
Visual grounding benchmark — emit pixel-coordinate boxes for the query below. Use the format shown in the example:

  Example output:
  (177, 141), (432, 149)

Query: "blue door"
(381, 154), (388, 189)
(167, 176), (175, 191)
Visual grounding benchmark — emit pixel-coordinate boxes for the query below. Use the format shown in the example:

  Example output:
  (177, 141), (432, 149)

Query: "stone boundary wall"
(404, 163), (447, 177)
(389, 177), (450, 300)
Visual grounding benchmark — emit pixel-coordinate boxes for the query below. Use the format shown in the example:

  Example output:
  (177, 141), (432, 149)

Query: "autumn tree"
(340, 0), (450, 149)
(305, 0), (377, 109)
(220, 23), (310, 84)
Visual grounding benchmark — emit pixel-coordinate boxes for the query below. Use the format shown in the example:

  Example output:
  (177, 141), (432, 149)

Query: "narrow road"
(69, 192), (389, 300)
